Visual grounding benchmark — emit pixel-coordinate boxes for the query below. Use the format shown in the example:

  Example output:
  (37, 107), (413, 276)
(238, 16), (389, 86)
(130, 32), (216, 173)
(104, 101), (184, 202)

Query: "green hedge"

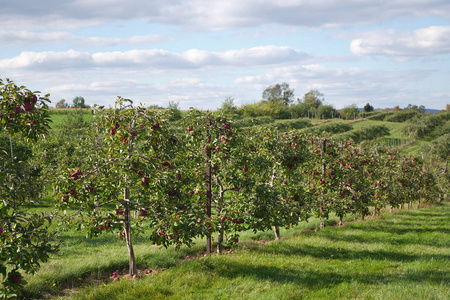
(384, 110), (420, 122)
(302, 122), (352, 135)
(334, 124), (390, 143)
(403, 112), (450, 138)
(264, 119), (312, 131)
(49, 109), (93, 115)
(367, 112), (393, 121)
(234, 116), (275, 128)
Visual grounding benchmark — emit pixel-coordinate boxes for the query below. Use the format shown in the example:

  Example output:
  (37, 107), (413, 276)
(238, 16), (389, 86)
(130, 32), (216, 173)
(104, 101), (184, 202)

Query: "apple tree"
(244, 128), (311, 239)
(180, 109), (250, 254)
(54, 98), (203, 275)
(0, 77), (57, 299)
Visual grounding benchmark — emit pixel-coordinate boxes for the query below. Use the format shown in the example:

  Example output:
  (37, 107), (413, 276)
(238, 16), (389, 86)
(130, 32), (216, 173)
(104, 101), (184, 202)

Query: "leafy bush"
(264, 119), (312, 131)
(385, 110), (420, 122)
(363, 111), (382, 117)
(302, 122), (352, 135)
(432, 120), (450, 137)
(403, 112), (449, 138)
(240, 102), (265, 118)
(234, 116), (275, 128)
(49, 109), (91, 115)
(334, 125), (390, 143)
(367, 112), (393, 121)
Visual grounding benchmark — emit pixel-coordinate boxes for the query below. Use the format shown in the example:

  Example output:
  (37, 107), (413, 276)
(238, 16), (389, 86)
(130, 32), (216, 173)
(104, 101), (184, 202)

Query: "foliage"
(167, 101), (182, 121)
(239, 102), (265, 118)
(317, 104), (337, 119)
(301, 90), (323, 110)
(55, 99), (69, 109)
(264, 119), (311, 131)
(262, 83), (294, 106)
(403, 112), (450, 139)
(385, 110), (420, 123)
(0, 77), (57, 299)
(217, 97), (241, 119)
(72, 96), (89, 109)
(54, 98), (199, 276)
(302, 122), (352, 136)
(367, 111), (393, 121)
(404, 104), (425, 113)
(362, 110), (382, 117)
(363, 103), (374, 112)
(234, 116), (275, 128)
(339, 104), (360, 120)
(261, 100), (291, 119)
(334, 125), (390, 143)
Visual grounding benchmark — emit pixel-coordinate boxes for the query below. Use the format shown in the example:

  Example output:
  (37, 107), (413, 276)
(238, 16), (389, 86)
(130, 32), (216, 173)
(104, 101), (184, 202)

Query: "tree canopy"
(262, 83), (294, 106)
(72, 96), (89, 108)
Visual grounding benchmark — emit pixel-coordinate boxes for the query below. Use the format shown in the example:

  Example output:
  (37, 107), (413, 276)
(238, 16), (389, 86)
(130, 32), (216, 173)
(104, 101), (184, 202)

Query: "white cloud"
(0, 46), (309, 71)
(0, 30), (166, 46)
(350, 26), (450, 60)
(0, 50), (92, 70)
(1, 0), (449, 30)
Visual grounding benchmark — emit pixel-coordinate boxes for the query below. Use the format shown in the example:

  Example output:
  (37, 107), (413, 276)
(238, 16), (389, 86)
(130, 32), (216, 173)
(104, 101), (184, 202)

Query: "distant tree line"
(55, 96), (89, 108)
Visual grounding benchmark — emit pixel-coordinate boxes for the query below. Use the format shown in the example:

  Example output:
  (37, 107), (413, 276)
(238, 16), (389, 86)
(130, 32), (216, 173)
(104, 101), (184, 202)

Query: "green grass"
(349, 120), (408, 137)
(49, 111), (93, 128)
(22, 202), (449, 299)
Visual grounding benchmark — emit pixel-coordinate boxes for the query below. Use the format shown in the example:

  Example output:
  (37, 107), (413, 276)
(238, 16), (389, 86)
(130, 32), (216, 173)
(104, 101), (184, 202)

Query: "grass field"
(21, 201), (449, 299)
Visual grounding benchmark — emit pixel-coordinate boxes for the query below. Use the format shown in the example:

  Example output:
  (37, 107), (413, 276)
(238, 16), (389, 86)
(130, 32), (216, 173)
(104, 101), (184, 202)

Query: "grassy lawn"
(49, 111), (94, 128)
(21, 202), (449, 299)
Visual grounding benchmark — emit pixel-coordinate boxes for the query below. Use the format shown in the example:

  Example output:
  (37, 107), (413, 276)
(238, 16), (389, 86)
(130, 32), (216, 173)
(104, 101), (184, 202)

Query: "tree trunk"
(361, 213), (365, 221)
(273, 226), (280, 240)
(206, 121), (212, 254)
(9, 135), (16, 208)
(320, 217), (325, 229)
(339, 216), (343, 226)
(124, 187), (137, 276)
(217, 228), (224, 254)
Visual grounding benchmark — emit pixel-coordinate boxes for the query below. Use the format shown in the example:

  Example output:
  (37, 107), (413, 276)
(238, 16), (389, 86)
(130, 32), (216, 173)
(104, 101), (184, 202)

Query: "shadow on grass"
(316, 208), (450, 248)
(252, 242), (449, 263)
(196, 258), (448, 289)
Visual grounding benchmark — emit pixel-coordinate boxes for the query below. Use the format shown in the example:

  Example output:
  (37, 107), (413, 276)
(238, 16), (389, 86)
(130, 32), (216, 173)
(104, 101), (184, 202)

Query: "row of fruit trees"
(1, 79), (440, 298)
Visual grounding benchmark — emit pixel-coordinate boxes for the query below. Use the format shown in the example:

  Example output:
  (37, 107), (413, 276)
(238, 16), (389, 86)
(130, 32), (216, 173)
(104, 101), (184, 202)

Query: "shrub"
(234, 116), (275, 128)
(334, 125), (390, 143)
(302, 122), (352, 135)
(385, 110), (420, 122)
(264, 119), (312, 131)
(368, 112), (393, 121)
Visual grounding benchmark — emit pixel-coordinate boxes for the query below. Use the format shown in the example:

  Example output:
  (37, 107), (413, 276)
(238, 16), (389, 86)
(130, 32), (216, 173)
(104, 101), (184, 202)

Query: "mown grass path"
(27, 202), (447, 300)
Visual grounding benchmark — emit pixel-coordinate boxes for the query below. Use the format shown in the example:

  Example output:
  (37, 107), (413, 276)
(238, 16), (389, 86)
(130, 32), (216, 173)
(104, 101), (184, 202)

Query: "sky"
(0, 0), (449, 110)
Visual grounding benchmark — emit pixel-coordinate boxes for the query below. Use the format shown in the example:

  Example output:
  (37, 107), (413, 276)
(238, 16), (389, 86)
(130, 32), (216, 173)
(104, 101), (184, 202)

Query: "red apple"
(11, 276), (22, 284)
(24, 103), (34, 112)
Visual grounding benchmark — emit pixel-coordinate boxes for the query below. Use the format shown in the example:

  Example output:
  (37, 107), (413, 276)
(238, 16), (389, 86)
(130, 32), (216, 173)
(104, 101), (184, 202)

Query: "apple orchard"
(1, 80), (440, 298)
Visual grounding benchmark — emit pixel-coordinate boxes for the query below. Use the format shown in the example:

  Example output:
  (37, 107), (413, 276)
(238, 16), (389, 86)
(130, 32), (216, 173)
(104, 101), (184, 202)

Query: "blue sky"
(1, 0), (449, 110)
